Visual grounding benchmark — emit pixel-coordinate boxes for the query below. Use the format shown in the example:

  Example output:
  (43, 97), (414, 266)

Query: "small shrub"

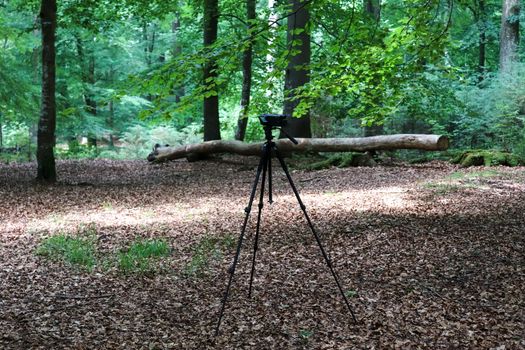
(117, 239), (170, 274)
(36, 234), (96, 270)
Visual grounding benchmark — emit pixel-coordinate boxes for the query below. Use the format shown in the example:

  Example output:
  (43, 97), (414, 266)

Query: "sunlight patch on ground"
(281, 186), (415, 212)
(22, 201), (243, 236)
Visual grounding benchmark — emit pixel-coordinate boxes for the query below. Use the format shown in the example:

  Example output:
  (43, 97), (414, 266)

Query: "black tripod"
(215, 114), (357, 336)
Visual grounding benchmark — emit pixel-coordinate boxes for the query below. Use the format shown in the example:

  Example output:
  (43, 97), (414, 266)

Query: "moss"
(451, 150), (524, 167)
(306, 152), (376, 170)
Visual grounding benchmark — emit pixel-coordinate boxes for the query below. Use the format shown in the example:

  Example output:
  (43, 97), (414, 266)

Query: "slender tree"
(364, 0), (380, 20)
(75, 36), (98, 147)
(478, 0), (487, 82)
(235, 0), (256, 141)
(363, 0), (383, 137)
(499, 0), (519, 73)
(203, 0), (221, 141)
(172, 14), (185, 103)
(36, 0), (57, 182)
(282, 0), (311, 138)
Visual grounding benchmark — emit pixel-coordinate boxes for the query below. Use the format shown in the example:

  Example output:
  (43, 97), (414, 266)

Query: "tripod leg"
(248, 145), (269, 298)
(273, 146), (358, 323)
(267, 150), (273, 204)
(215, 149), (268, 336)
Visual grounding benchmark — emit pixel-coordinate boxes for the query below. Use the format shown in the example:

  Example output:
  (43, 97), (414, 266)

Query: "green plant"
(184, 234), (235, 277)
(345, 290), (359, 298)
(451, 150), (524, 167)
(298, 329), (314, 343)
(423, 168), (505, 195)
(304, 152), (376, 170)
(423, 182), (463, 195)
(36, 234), (96, 270)
(117, 239), (170, 274)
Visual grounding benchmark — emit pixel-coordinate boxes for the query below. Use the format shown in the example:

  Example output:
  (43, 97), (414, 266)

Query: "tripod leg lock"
(244, 207), (251, 214)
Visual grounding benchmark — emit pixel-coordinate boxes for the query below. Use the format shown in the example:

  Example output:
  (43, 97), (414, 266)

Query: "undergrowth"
(184, 234), (235, 277)
(36, 234), (97, 270)
(36, 227), (171, 274)
(117, 239), (170, 274)
(451, 150), (524, 167)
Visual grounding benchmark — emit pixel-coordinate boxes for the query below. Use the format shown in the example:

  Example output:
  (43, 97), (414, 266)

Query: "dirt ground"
(0, 158), (524, 349)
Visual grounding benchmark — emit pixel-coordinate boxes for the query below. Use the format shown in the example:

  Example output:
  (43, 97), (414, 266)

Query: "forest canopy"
(1, 0), (524, 175)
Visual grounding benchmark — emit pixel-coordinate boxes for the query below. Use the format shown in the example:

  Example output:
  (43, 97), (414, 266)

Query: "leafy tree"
(234, 0), (256, 141)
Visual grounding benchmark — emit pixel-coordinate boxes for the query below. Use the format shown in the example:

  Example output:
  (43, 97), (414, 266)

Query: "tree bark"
(363, 0), (380, 21)
(147, 134), (449, 162)
(172, 15), (185, 103)
(86, 52), (97, 147)
(108, 100), (115, 148)
(282, 0), (311, 138)
(478, 0), (486, 82)
(0, 113), (3, 148)
(37, 0), (57, 182)
(363, 0), (383, 137)
(142, 22), (157, 67)
(235, 0), (256, 141)
(499, 0), (519, 73)
(75, 36), (97, 147)
(203, 0), (221, 141)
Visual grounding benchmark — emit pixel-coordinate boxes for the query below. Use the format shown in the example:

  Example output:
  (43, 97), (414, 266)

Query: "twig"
(51, 294), (114, 300)
(416, 282), (449, 301)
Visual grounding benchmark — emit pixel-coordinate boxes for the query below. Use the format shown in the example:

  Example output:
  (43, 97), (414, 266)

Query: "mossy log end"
(147, 134), (449, 163)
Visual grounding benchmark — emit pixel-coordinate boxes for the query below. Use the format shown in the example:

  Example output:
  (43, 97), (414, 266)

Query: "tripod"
(215, 117), (357, 336)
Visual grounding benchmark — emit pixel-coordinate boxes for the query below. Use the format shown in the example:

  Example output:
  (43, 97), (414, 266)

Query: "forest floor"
(0, 157), (524, 349)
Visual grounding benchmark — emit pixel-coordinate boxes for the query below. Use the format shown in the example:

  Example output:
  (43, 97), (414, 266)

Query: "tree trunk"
(75, 36), (97, 147)
(108, 100), (115, 148)
(147, 134), (449, 162)
(172, 15), (185, 103)
(37, 0), (57, 182)
(264, 0), (278, 99)
(478, 0), (486, 82)
(86, 52), (97, 147)
(235, 0), (256, 141)
(499, 0), (519, 73)
(0, 113), (3, 148)
(364, 0), (380, 20)
(363, 0), (383, 137)
(143, 22), (157, 67)
(282, 0), (311, 138)
(203, 0), (221, 141)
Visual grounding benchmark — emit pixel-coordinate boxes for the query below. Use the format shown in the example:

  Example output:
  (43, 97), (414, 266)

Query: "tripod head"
(258, 114), (298, 145)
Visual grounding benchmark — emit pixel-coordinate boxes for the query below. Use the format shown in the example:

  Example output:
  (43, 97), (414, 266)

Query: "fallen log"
(147, 134), (449, 162)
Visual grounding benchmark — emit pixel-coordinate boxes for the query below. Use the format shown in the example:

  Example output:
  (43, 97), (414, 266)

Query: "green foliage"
(423, 168), (506, 194)
(1, 0), (522, 161)
(36, 234), (97, 270)
(105, 123), (202, 160)
(56, 143), (99, 160)
(184, 234), (235, 277)
(304, 152), (376, 170)
(345, 290), (359, 298)
(452, 65), (525, 153)
(116, 239), (170, 274)
(451, 150), (524, 167)
(36, 229), (171, 274)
